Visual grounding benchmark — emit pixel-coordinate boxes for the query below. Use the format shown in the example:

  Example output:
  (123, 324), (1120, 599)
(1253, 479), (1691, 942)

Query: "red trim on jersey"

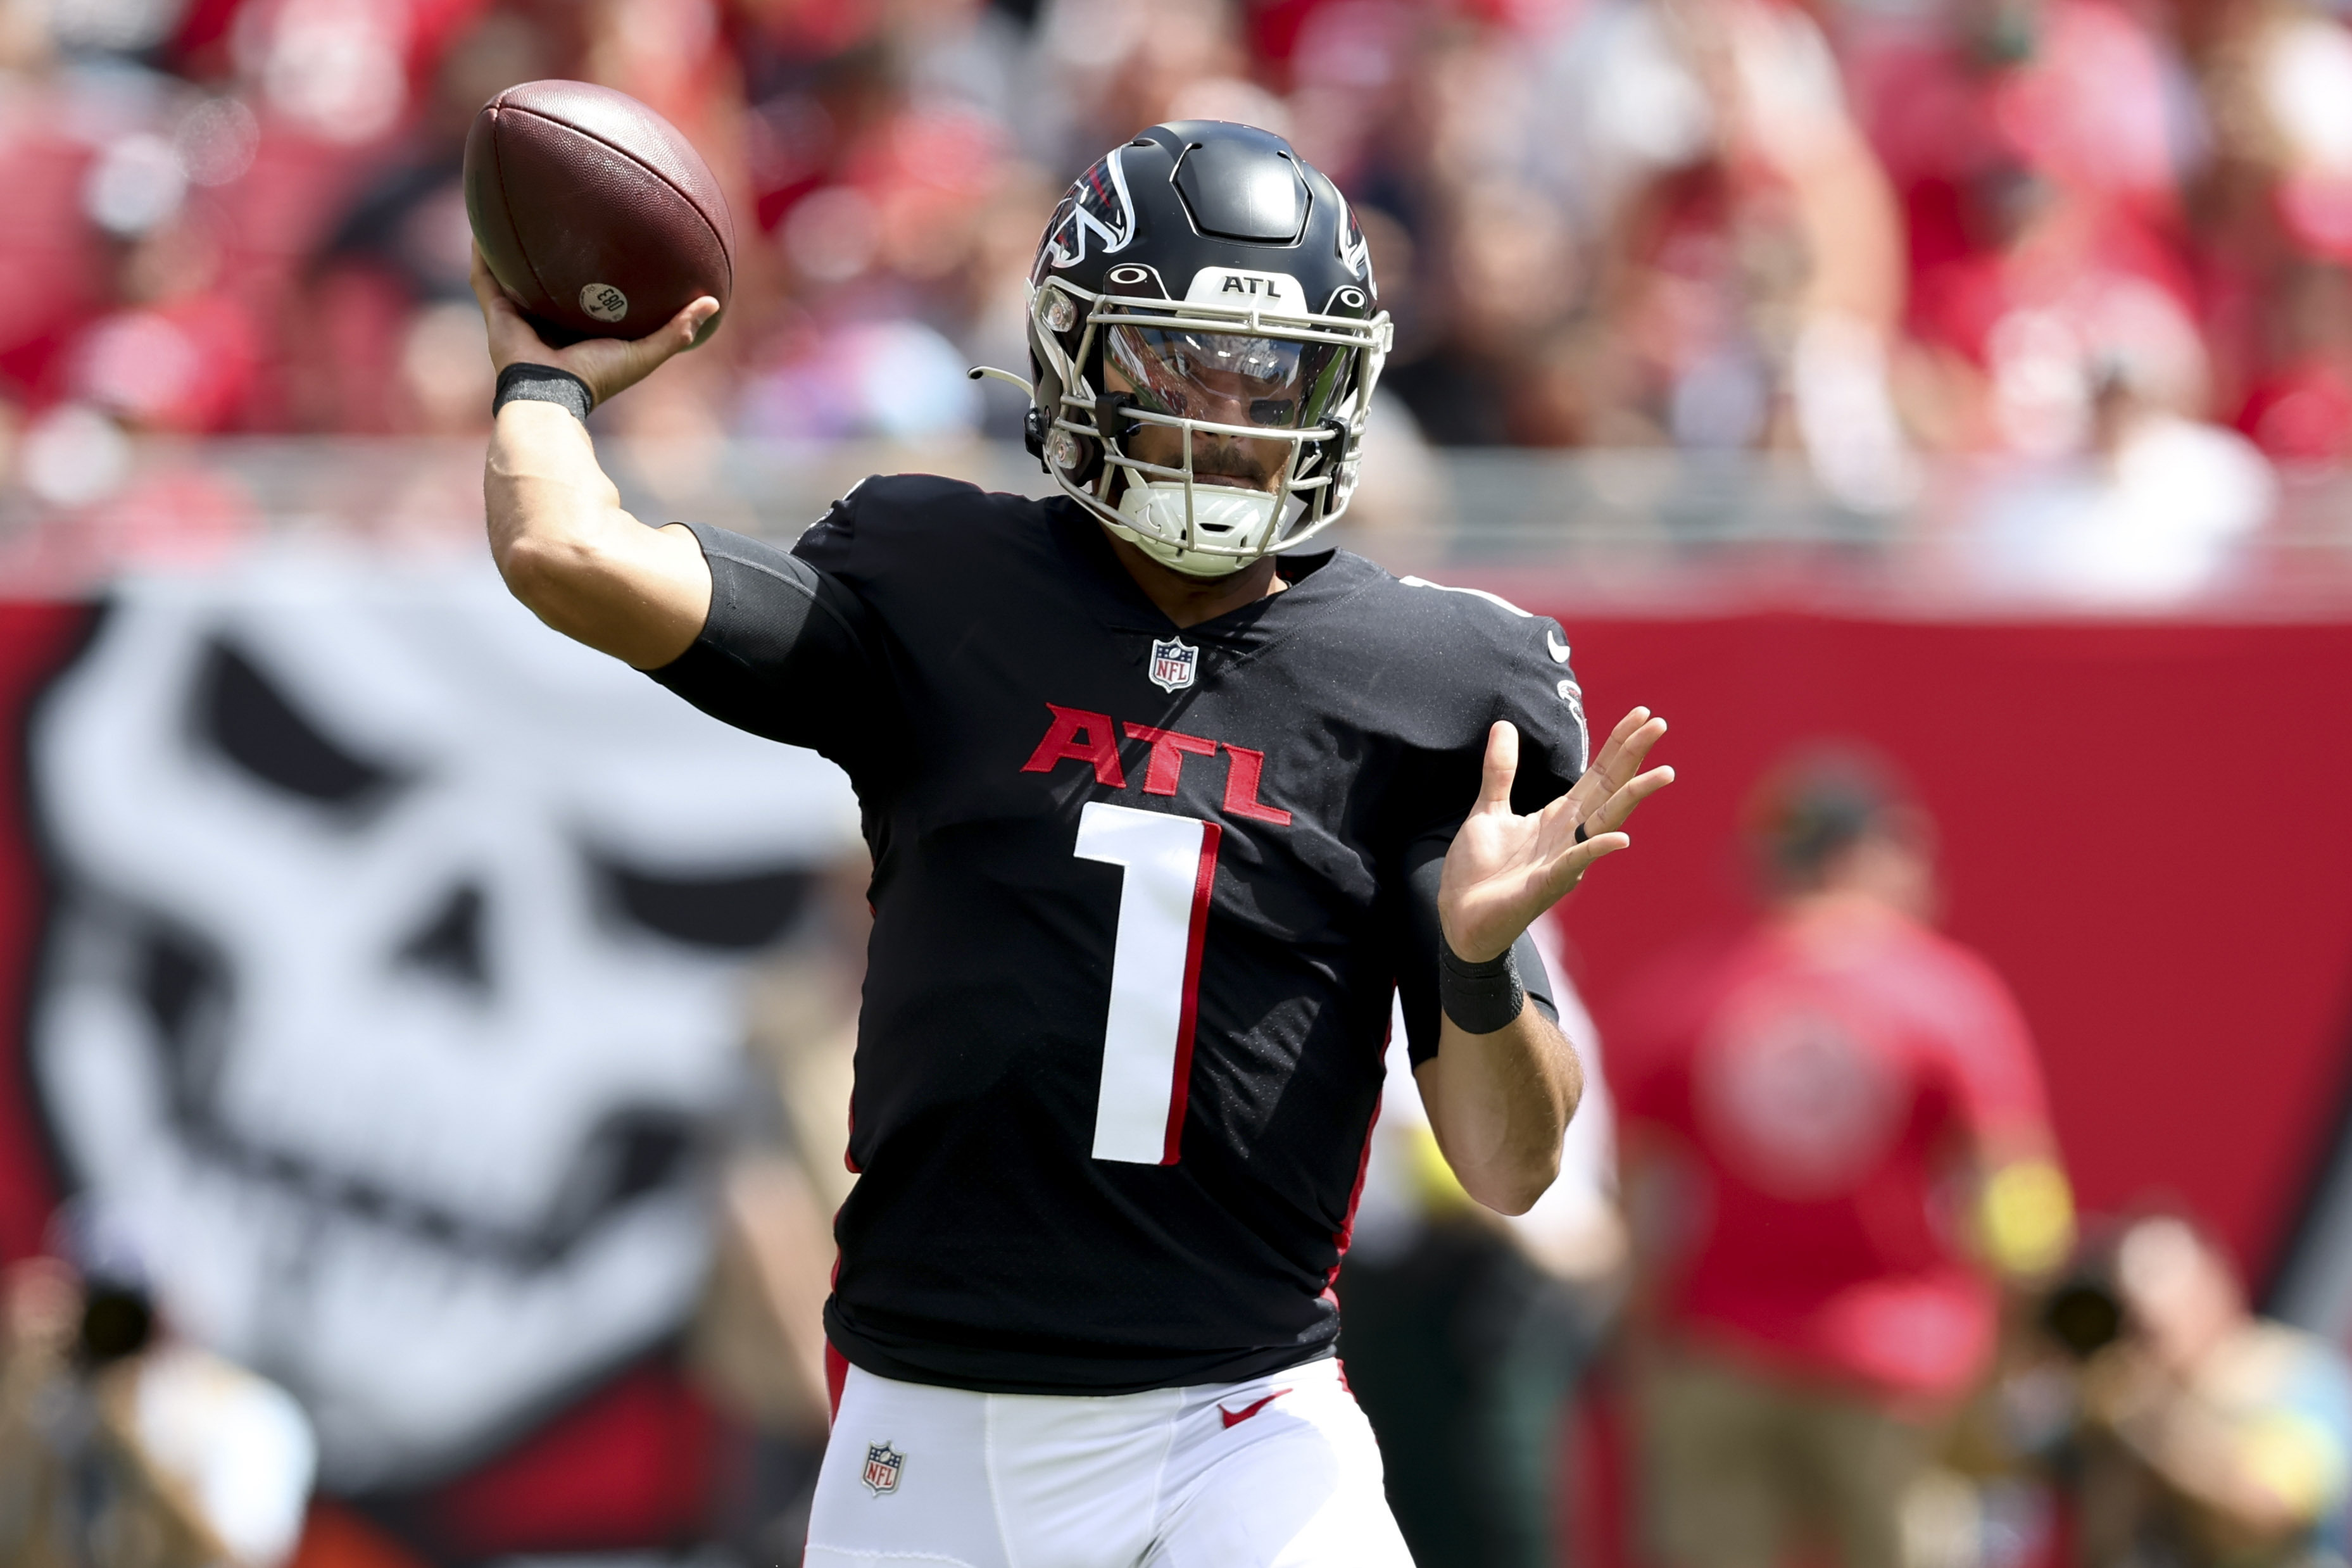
(1219, 744), (1293, 825)
(1022, 703), (1127, 787)
(1163, 822), (1223, 1164)
(1324, 1086), (1383, 1289)
(825, 1343), (848, 1424)
(826, 1243), (846, 1409)
(1123, 722), (1217, 796)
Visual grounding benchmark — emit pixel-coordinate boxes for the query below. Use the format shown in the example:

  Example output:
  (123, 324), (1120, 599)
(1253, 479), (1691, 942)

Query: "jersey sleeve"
(1380, 586), (1588, 1065)
(1497, 612), (1590, 814)
(1388, 589), (1590, 839)
(644, 516), (893, 779)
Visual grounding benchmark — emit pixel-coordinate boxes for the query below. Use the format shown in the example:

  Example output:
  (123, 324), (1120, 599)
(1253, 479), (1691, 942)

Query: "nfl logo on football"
(1148, 637), (1198, 693)
(862, 1441), (905, 1495)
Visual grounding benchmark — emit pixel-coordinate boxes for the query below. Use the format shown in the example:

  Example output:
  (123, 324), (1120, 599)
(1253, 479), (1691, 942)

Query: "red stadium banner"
(3, 590), (2349, 1554)
(1550, 613), (2352, 1296)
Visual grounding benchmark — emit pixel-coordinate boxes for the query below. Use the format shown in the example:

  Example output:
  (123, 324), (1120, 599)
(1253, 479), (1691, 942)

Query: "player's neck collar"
(1052, 499), (1354, 640)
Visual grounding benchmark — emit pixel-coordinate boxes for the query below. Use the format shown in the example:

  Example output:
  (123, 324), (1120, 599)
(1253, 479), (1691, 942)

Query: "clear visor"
(1104, 325), (1350, 431)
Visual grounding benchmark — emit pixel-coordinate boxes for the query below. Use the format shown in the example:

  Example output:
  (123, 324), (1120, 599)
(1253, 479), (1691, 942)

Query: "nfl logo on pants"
(863, 1441), (905, 1495)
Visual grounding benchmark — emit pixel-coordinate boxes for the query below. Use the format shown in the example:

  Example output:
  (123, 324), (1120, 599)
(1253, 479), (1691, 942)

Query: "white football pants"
(804, 1356), (1416, 1567)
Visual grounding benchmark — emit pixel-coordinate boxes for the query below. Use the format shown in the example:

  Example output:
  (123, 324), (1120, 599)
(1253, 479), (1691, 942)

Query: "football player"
(470, 120), (1672, 1565)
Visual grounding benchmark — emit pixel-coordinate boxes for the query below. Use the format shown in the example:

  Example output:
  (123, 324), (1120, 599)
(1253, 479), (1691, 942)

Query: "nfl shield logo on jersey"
(1148, 637), (1198, 693)
(862, 1441), (905, 1495)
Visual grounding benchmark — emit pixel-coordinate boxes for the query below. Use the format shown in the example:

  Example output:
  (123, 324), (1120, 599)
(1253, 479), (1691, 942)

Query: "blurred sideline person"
(691, 850), (876, 1559)
(1343, 913), (1625, 1568)
(471, 120), (1674, 1565)
(2077, 1215), (2352, 1568)
(1610, 744), (2072, 1568)
(0, 1217), (315, 1568)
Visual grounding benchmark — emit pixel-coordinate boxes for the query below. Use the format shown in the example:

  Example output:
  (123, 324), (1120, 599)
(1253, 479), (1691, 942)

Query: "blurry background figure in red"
(1342, 915), (1628, 1568)
(1609, 744), (2075, 1568)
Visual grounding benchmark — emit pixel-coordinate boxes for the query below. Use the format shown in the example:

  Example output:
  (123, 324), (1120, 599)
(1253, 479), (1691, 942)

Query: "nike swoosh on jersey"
(1219, 1389), (1292, 1428)
(1546, 630), (1571, 663)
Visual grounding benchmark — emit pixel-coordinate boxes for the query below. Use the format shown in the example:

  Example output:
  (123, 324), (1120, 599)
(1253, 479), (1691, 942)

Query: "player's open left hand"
(1438, 708), (1674, 962)
(470, 248), (717, 410)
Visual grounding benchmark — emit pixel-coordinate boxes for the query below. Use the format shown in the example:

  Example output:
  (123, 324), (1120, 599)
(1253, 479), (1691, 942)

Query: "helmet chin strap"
(1112, 476), (1278, 579)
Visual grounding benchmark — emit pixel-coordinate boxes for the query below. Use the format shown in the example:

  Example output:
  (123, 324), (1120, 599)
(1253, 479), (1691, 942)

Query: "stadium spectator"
(1609, 743), (2075, 1568)
(0, 1210), (316, 1568)
(1962, 362), (2279, 605)
(1512, 0), (1918, 502)
(1343, 917), (1626, 1568)
(2077, 1215), (2352, 1568)
(693, 848), (875, 1559)
(0, 0), (2305, 555)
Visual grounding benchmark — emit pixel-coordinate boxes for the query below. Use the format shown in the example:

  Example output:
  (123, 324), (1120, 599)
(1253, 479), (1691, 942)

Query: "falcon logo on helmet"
(986, 122), (1395, 580)
(1039, 145), (1140, 272)
(1338, 203), (1371, 281)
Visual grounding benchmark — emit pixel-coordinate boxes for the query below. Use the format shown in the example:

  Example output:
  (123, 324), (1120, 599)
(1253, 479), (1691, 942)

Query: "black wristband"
(1438, 934), (1526, 1035)
(494, 362), (594, 422)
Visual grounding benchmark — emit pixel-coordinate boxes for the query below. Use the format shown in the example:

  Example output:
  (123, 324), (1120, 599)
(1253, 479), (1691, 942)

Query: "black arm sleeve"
(1395, 826), (1557, 1068)
(645, 521), (889, 771)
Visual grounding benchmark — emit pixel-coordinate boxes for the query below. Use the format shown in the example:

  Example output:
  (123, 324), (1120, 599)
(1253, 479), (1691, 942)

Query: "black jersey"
(650, 476), (1588, 1395)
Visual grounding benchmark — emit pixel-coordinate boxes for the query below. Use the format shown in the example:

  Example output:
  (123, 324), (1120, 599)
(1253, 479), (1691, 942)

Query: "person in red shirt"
(1611, 744), (2073, 1568)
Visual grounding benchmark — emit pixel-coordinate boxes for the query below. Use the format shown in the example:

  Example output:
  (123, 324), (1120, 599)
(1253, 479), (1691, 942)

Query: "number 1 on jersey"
(1074, 802), (1222, 1165)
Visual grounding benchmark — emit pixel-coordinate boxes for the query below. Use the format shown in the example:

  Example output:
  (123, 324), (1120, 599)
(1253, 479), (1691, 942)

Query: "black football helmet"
(1010, 122), (1391, 577)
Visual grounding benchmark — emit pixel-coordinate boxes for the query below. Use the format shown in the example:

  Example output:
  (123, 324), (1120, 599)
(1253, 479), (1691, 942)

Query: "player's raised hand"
(1438, 709), (1674, 962)
(471, 248), (718, 410)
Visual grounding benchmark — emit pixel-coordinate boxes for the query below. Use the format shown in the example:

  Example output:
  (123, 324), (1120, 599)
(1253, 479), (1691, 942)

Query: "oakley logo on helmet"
(1040, 146), (1138, 274)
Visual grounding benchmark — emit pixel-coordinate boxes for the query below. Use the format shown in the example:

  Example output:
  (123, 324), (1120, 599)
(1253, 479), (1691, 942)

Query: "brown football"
(463, 80), (734, 347)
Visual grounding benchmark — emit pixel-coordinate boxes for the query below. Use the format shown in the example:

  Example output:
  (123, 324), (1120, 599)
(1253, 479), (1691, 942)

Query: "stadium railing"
(5, 439), (2350, 614)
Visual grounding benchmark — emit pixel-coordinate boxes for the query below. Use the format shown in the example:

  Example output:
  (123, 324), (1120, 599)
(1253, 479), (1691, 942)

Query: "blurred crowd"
(6, 0), (2352, 566)
(5, 0), (2352, 1560)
